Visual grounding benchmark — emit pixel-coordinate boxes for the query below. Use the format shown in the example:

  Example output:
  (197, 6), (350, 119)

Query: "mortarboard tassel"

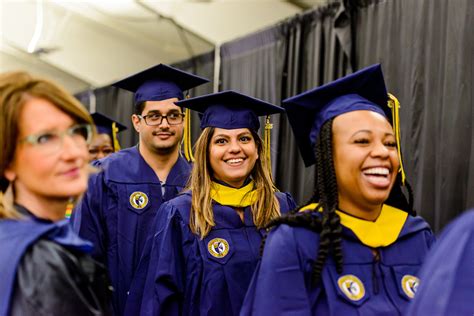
(112, 122), (121, 152)
(387, 93), (406, 185)
(264, 115), (273, 174)
(183, 108), (195, 162)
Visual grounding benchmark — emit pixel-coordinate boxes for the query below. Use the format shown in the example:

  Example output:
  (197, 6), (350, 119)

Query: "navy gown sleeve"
(406, 210), (474, 315)
(240, 224), (313, 316)
(10, 239), (111, 316)
(71, 169), (106, 263)
(139, 203), (189, 316)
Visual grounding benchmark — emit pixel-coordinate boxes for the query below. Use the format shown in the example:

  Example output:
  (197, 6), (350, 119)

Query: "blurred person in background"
(0, 71), (111, 316)
(89, 112), (127, 162)
(406, 209), (474, 315)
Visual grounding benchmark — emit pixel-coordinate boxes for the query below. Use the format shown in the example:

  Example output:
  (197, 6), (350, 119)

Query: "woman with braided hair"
(241, 64), (434, 315)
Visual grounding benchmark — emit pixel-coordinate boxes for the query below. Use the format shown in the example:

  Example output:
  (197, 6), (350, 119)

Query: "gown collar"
(210, 181), (257, 207)
(300, 203), (408, 248)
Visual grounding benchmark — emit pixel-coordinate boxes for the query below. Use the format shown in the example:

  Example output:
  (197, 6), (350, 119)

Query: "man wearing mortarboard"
(71, 64), (209, 315)
(89, 112), (127, 162)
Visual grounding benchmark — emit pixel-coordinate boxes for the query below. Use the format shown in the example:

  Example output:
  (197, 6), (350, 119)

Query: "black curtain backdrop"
(170, 52), (215, 144)
(75, 50), (215, 148)
(219, 3), (353, 204)
(75, 0), (472, 231)
(352, 0), (473, 231)
(277, 3), (353, 204)
(217, 0), (472, 230)
(220, 25), (287, 177)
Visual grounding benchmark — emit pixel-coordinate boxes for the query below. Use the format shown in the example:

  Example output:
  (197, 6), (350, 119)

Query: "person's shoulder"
(13, 239), (110, 314)
(401, 213), (433, 237)
(166, 191), (192, 207)
(160, 191), (193, 222)
(174, 156), (192, 171)
(442, 210), (474, 234)
(268, 216), (321, 249)
(87, 147), (138, 184)
(93, 147), (137, 169)
(261, 219), (320, 267)
(274, 191), (297, 213)
(95, 147), (161, 184)
(0, 218), (53, 237)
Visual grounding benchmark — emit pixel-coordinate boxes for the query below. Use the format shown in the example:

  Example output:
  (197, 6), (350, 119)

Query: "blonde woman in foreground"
(0, 72), (111, 316)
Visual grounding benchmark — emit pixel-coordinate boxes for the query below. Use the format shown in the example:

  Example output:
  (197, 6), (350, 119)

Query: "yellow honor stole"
(300, 203), (408, 248)
(210, 181), (258, 207)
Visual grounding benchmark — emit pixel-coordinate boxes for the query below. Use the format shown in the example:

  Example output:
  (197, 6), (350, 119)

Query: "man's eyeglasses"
(19, 124), (92, 155)
(138, 112), (185, 126)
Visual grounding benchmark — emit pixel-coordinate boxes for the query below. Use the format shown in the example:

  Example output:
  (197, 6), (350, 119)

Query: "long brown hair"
(0, 71), (93, 219)
(188, 127), (281, 238)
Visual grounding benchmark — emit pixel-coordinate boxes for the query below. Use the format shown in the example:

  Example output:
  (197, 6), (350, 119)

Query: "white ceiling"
(0, 0), (324, 93)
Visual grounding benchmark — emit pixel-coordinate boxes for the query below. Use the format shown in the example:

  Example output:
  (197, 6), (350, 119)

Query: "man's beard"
(150, 129), (182, 155)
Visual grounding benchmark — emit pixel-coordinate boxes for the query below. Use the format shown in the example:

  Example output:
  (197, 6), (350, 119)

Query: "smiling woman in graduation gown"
(0, 71), (110, 315)
(129, 91), (296, 315)
(241, 65), (435, 315)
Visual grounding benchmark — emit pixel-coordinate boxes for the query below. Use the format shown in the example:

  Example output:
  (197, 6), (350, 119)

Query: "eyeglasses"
(138, 112), (185, 126)
(19, 124), (92, 155)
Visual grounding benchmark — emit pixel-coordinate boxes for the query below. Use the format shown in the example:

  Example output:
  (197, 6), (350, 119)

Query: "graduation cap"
(282, 64), (406, 184)
(176, 90), (285, 164)
(176, 90), (284, 130)
(91, 112), (127, 152)
(112, 64), (209, 161)
(112, 63), (209, 104)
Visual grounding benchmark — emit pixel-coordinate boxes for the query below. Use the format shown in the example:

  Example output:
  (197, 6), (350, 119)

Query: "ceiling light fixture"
(27, 0), (44, 53)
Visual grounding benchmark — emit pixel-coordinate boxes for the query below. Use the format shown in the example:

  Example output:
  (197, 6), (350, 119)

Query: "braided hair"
(263, 117), (416, 285)
(263, 119), (343, 284)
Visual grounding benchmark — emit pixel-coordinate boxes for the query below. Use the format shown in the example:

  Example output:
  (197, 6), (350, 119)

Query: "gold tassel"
(264, 115), (273, 173)
(183, 108), (195, 162)
(112, 122), (121, 152)
(387, 93), (406, 185)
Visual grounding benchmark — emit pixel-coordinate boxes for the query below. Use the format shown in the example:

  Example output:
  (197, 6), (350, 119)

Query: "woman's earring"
(65, 197), (75, 220)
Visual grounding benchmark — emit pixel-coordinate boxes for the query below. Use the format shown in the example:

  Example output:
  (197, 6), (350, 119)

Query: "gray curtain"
(171, 52), (215, 144)
(277, 3), (353, 204)
(220, 25), (287, 179)
(219, 3), (353, 205)
(75, 50), (215, 149)
(353, 0), (473, 231)
(75, 0), (473, 231)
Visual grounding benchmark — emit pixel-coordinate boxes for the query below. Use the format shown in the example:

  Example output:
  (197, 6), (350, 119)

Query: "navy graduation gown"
(71, 146), (191, 315)
(406, 210), (474, 315)
(0, 215), (94, 316)
(131, 191), (296, 316)
(241, 212), (435, 316)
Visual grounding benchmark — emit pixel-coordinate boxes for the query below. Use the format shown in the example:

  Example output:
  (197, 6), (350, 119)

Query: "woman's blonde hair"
(0, 71), (93, 219)
(188, 127), (281, 238)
